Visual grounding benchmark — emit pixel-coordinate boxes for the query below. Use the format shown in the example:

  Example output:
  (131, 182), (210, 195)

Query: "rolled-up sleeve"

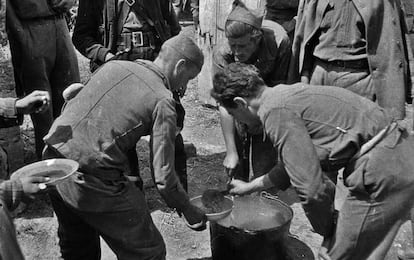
(263, 108), (336, 237)
(0, 179), (23, 211)
(150, 98), (190, 211)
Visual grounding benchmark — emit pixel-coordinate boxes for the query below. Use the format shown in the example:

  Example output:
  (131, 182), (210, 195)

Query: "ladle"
(201, 168), (234, 211)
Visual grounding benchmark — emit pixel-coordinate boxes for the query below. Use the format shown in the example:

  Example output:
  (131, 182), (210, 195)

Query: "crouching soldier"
(211, 63), (414, 260)
(43, 34), (206, 260)
(213, 0), (291, 183)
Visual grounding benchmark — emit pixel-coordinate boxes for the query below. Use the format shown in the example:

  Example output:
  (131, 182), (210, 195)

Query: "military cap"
(163, 33), (204, 70)
(226, 0), (263, 29)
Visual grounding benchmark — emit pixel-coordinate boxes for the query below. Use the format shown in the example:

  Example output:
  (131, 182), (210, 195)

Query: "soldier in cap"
(213, 0), (291, 183)
(42, 34), (206, 260)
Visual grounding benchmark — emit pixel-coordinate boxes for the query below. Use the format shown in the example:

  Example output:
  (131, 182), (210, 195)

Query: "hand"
(15, 90), (50, 114)
(182, 204), (207, 231)
(62, 83), (84, 101)
(228, 179), (253, 195)
(104, 52), (115, 62)
(50, 0), (76, 12)
(223, 152), (238, 173)
(20, 176), (50, 197)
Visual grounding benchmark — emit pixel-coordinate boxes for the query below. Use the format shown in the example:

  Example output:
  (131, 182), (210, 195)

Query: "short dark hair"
(211, 63), (265, 108)
(225, 20), (262, 40)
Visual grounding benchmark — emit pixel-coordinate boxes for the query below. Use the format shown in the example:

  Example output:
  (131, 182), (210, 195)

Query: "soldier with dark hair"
(211, 62), (414, 260)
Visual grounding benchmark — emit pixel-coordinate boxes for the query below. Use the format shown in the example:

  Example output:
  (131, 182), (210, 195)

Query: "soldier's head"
(211, 63), (265, 125)
(225, 0), (263, 63)
(155, 33), (204, 97)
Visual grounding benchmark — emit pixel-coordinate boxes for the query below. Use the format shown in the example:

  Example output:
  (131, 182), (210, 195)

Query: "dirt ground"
(0, 26), (413, 259)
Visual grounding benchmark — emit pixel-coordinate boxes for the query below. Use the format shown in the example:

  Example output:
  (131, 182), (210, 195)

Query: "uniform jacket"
(43, 60), (190, 212)
(289, 0), (412, 119)
(72, 0), (181, 65)
(258, 83), (395, 237)
(0, 179), (25, 260)
(213, 20), (291, 86)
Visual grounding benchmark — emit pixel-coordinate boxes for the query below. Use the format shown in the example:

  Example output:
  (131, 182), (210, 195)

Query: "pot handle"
(260, 191), (279, 201)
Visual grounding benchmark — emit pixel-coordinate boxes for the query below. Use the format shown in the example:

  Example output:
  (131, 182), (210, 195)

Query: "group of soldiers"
(0, 0), (414, 259)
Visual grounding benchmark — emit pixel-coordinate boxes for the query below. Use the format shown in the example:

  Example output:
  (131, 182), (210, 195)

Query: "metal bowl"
(190, 195), (234, 222)
(11, 158), (79, 186)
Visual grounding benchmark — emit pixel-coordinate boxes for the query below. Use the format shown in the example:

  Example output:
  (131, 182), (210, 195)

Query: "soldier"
(0, 90), (50, 259)
(264, 0), (299, 41)
(289, 0), (412, 120)
(213, 0), (291, 183)
(73, 0), (188, 191)
(211, 63), (414, 260)
(6, 0), (80, 160)
(43, 34), (206, 260)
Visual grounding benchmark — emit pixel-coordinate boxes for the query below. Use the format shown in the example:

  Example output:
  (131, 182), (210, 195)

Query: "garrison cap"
(163, 33), (204, 71)
(226, 0), (263, 29)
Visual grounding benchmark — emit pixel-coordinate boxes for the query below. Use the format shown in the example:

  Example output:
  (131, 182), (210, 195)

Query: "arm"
(72, 0), (110, 64)
(264, 108), (336, 237)
(0, 180), (23, 211)
(150, 98), (205, 226)
(0, 176), (48, 211)
(150, 98), (189, 210)
(219, 106), (239, 170)
(165, 0), (181, 36)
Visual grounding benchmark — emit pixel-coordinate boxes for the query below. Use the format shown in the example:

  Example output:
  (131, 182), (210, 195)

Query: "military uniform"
(214, 14), (291, 181)
(264, 0), (299, 41)
(0, 98), (32, 260)
(43, 59), (194, 259)
(259, 84), (414, 259)
(289, 0), (411, 120)
(6, 0), (80, 159)
(73, 0), (189, 191)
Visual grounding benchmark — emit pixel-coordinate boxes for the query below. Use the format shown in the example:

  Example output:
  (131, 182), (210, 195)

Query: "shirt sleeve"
(263, 107), (336, 237)
(0, 179), (23, 211)
(72, 0), (110, 64)
(150, 98), (190, 211)
(0, 98), (23, 128)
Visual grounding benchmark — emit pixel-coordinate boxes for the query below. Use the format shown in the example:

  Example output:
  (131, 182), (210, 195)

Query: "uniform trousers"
(8, 16), (80, 159)
(310, 59), (374, 100)
(328, 126), (414, 259)
(44, 148), (166, 260)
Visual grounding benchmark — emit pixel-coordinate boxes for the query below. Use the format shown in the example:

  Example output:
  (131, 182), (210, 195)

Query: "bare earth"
(0, 26), (412, 259)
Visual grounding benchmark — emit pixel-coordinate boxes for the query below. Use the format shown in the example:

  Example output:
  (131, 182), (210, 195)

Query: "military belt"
(117, 31), (156, 52)
(315, 57), (369, 70)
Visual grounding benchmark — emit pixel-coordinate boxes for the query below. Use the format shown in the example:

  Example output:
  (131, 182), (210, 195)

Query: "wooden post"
(197, 0), (264, 105)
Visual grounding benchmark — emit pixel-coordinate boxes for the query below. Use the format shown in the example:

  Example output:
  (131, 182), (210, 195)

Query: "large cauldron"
(210, 192), (294, 260)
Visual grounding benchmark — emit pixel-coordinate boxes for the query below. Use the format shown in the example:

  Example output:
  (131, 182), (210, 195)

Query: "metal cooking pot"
(210, 192), (294, 260)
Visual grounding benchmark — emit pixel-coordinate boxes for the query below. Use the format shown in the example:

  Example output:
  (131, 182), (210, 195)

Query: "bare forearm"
(219, 106), (237, 154)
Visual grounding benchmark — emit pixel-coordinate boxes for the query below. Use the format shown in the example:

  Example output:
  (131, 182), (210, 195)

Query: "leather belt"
(117, 31), (155, 51)
(315, 57), (369, 70)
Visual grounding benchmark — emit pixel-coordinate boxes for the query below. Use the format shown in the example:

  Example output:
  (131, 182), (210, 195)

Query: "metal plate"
(11, 159), (79, 186)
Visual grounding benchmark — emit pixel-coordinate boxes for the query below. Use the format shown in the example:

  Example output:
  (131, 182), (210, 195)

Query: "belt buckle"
(132, 31), (143, 47)
(125, 0), (135, 6)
